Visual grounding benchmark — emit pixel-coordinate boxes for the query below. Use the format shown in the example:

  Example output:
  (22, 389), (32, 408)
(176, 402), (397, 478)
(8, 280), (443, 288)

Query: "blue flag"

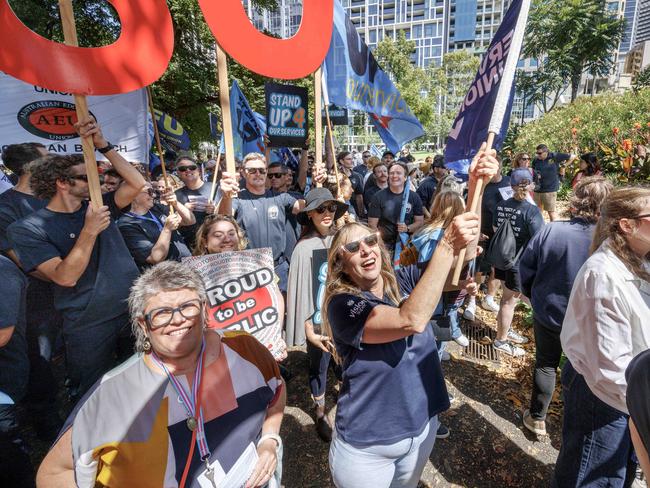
(154, 109), (191, 151)
(228, 80), (266, 160)
(445, 0), (529, 176)
(323, 1), (424, 154)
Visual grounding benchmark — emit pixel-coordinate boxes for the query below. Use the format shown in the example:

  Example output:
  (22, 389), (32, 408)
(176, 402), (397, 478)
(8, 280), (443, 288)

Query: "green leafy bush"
(513, 89), (650, 182)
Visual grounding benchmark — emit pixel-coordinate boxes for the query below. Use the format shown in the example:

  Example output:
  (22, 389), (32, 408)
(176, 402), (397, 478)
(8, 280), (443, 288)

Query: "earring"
(143, 336), (152, 352)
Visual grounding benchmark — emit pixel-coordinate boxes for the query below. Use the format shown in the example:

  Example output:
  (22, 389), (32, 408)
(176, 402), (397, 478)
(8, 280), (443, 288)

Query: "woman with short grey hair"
(38, 261), (286, 488)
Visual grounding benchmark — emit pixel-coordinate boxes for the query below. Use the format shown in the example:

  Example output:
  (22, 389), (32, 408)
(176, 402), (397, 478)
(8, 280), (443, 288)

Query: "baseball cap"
(511, 168), (533, 187)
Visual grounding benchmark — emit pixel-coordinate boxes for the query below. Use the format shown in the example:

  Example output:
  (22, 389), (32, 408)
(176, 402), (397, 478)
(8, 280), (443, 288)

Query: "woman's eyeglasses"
(316, 203), (338, 214)
(144, 299), (203, 329)
(632, 213), (650, 220)
(341, 232), (380, 254)
(521, 156), (531, 161)
(245, 167), (267, 175)
(177, 165), (198, 172)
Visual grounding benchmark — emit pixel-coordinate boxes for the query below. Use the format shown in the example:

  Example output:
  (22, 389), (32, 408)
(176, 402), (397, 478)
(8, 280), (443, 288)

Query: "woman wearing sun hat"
(285, 188), (348, 442)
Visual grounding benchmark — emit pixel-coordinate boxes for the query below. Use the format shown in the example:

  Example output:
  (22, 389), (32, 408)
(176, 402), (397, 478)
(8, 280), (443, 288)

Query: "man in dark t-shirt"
(532, 144), (574, 222)
(219, 152), (326, 292)
(368, 161), (424, 254)
(174, 156), (217, 248)
(8, 119), (144, 400)
(417, 155), (448, 214)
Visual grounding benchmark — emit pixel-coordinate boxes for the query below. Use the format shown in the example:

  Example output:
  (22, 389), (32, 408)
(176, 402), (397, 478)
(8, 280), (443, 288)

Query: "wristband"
(97, 142), (115, 154)
(257, 433), (282, 452)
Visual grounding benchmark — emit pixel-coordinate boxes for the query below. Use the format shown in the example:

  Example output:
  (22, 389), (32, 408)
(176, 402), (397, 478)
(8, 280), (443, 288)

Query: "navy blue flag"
(323, 1), (424, 153)
(209, 112), (219, 140)
(154, 109), (191, 151)
(228, 80), (266, 160)
(445, 0), (530, 176)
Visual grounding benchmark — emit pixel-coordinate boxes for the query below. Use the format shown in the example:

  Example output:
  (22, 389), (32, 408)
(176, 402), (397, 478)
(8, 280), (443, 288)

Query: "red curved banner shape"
(0, 0), (174, 95)
(199, 0), (333, 79)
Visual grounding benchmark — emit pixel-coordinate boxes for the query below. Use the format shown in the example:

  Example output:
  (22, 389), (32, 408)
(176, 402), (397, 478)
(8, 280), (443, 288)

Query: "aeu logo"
(17, 100), (95, 141)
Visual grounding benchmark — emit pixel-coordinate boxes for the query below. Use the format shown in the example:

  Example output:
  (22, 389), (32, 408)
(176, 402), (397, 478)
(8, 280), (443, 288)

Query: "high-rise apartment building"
(241, 0), (303, 38)
(448, 0), (513, 52)
(342, 0), (449, 68)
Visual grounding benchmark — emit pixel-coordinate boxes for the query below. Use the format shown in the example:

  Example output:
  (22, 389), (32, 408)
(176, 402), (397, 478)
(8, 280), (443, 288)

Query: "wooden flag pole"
(58, 0), (102, 208)
(146, 86), (174, 214)
(209, 148), (223, 202)
(450, 132), (495, 286)
(146, 87), (170, 188)
(324, 103), (341, 198)
(216, 45), (236, 177)
(314, 67), (323, 188)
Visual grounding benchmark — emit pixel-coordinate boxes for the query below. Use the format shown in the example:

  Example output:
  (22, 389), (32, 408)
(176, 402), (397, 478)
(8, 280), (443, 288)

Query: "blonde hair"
(422, 190), (465, 234)
(591, 186), (650, 282)
(193, 214), (248, 255)
(322, 223), (401, 363)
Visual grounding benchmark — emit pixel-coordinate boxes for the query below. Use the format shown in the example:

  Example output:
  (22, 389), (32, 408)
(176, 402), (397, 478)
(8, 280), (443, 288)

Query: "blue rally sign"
(264, 82), (309, 148)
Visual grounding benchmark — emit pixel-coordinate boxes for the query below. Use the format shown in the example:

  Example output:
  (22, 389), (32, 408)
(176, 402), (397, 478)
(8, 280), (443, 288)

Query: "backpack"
(485, 217), (524, 270)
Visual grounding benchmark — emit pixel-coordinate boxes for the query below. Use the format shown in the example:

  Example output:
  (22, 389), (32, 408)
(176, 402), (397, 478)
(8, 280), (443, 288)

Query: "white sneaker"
(462, 301), (476, 321)
(507, 329), (530, 344)
(454, 334), (470, 347)
(440, 350), (451, 361)
(493, 339), (525, 357)
(481, 295), (500, 313)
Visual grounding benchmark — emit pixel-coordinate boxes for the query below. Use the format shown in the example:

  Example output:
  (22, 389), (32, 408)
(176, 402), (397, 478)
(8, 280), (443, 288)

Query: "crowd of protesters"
(0, 117), (649, 488)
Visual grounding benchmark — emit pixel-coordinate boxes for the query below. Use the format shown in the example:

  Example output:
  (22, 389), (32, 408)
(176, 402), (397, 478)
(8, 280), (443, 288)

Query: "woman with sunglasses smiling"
(321, 150), (498, 488)
(286, 188), (348, 442)
(37, 262), (286, 488)
(117, 181), (195, 270)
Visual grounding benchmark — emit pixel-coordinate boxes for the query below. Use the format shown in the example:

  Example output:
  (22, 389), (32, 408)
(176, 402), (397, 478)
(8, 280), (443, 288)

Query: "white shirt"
(561, 240), (650, 414)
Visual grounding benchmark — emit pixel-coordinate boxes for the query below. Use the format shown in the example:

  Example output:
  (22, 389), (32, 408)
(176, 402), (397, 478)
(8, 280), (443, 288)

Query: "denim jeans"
(0, 404), (35, 488)
(553, 361), (636, 487)
(529, 320), (563, 420)
(329, 416), (438, 488)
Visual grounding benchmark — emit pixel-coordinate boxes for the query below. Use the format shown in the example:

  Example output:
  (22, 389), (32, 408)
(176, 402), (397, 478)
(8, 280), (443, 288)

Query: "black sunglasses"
(143, 188), (157, 197)
(245, 167), (267, 175)
(316, 203), (338, 214)
(144, 299), (203, 330)
(177, 165), (198, 172)
(341, 232), (380, 254)
(69, 174), (105, 184)
(632, 213), (650, 220)
(268, 173), (286, 179)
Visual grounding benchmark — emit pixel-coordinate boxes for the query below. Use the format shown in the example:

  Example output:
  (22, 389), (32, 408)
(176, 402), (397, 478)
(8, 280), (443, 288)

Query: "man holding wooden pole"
(7, 118), (145, 401)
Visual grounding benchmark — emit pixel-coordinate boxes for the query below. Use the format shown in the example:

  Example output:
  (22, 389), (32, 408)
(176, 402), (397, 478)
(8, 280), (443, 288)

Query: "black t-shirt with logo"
(368, 187), (423, 247)
(492, 197), (544, 252)
(232, 189), (297, 262)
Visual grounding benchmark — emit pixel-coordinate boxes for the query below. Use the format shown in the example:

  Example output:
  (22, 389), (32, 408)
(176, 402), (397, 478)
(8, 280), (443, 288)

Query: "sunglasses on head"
(316, 203), (338, 214)
(177, 165), (198, 172)
(341, 232), (380, 254)
(268, 172), (286, 179)
(521, 156), (531, 160)
(245, 167), (267, 175)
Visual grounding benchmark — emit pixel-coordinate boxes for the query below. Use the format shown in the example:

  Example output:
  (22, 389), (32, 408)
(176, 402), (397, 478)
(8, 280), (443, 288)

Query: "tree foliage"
(8, 0), (286, 149)
(633, 65), (650, 93)
(523, 0), (624, 102)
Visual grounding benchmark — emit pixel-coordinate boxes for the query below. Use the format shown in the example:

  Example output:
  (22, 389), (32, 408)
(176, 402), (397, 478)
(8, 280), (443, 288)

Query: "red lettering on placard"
(198, 0), (333, 79)
(0, 0), (174, 95)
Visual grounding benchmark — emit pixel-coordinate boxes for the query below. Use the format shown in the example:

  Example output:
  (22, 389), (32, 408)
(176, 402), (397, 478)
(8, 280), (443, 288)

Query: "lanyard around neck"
(150, 339), (210, 460)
